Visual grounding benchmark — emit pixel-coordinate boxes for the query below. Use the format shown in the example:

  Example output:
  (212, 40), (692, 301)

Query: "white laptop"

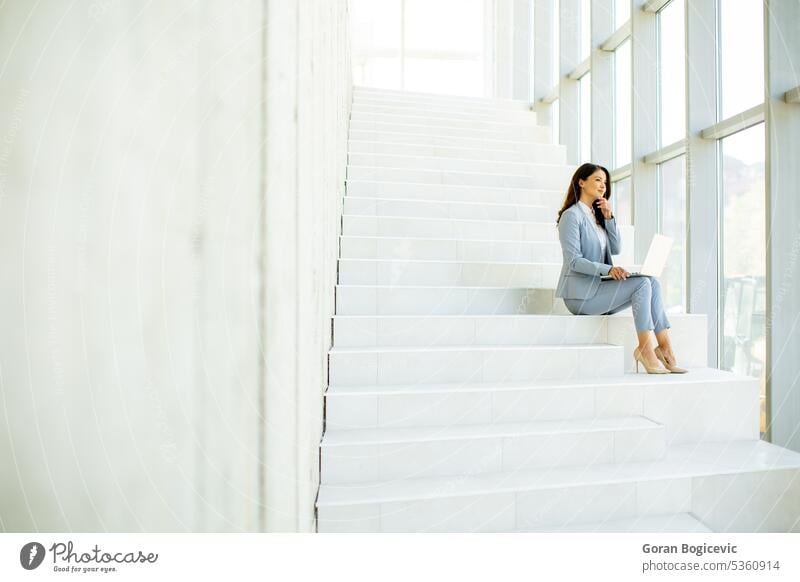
(600, 234), (673, 281)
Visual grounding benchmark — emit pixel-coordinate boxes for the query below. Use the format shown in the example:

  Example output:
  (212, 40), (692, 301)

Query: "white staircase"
(316, 86), (800, 533)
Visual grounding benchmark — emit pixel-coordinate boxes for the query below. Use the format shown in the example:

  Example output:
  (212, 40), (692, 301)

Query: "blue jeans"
(562, 276), (671, 333)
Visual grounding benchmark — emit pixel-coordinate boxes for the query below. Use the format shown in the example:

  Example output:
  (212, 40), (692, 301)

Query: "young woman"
(554, 163), (687, 374)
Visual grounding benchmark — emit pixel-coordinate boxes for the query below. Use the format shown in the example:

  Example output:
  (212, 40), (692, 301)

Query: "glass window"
(404, 59), (484, 96)
(614, 40), (631, 167)
(404, 0), (482, 53)
(659, 155), (687, 312)
(720, 0), (764, 119)
(353, 57), (402, 90)
(721, 123), (766, 436)
(615, 0), (630, 29)
(580, 72), (591, 162)
(351, 0), (402, 89)
(658, 0), (685, 147)
(581, 0), (591, 61)
(350, 0), (485, 96)
(612, 177), (632, 226)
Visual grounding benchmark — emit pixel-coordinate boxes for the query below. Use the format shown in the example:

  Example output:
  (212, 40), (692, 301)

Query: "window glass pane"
(615, 40), (631, 167)
(403, 58), (483, 96)
(581, 0), (591, 61)
(658, 0), (685, 146)
(659, 155), (686, 313)
(615, 0), (630, 29)
(351, 0), (485, 95)
(353, 57), (402, 90)
(720, 0), (764, 119)
(612, 177), (632, 226)
(404, 0), (483, 52)
(721, 123), (766, 436)
(580, 72), (591, 162)
(351, 0), (402, 88)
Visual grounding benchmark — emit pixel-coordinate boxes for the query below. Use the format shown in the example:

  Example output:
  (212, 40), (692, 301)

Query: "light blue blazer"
(554, 203), (621, 300)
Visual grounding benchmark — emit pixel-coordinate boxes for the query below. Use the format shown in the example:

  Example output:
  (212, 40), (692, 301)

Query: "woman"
(554, 163), (687, 374)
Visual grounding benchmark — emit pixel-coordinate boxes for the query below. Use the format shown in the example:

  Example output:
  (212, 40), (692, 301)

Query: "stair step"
(350, 111), (539, 132)
(316, 440), (800, 532)
(335, 285), (569, 316)
(348, 153), (568, 179)
(349, 119), (551, 142)
(351, 103), (538, 124)
(342, 215), (562, 241)
(328, 343), (623, 386)
(348, 154), (567, 180)
(346, 180), (565, 206)
(338, 258), (561, 287)
(339, 234), (633, 267)
(348, 140), (566, 165)
(331, 313), (699, 348)
(349, 129), (552, 149)
(339, 236), (563, 262)
(343, 196), (553, 222)
(511, 512), (713, 532)
(348, 165), (573, 190)
(324, 368), (759, 445)
(333, 313), (606, 347)
(320, 416), (666, 484)
(342, 214), (633, 243)
(353, 87), (532, 110)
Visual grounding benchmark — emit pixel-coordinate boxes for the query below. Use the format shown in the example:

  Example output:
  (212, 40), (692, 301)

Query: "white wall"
(262, 0), (352, 532)
(0, 0), (350, 532)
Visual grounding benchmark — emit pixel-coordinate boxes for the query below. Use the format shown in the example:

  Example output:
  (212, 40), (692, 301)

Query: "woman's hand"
(594, 197), (614, 220)
(607, 266), (630, 280)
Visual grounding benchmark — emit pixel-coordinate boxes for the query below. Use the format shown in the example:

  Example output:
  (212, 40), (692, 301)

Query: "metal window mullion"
(715, 139), (724, 370)
(656, 163), (663, 233)
(643, 138), (687, 164)
(567, 56), (591, 80)
(700, 103), (766, 140)
(643, 0), (672, 14)
(610, 163), (631, 181)
(686, 0), (719, 366)
(591, 0), (615, 168)
(560, 0), (583, 164)
(631, 0), (659, 264)
(600, 20), (631, 51)
(765, 0), (800, 450)
(534, 0), (560, 132)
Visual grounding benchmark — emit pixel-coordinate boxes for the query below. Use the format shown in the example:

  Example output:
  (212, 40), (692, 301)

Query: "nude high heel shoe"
(633, 347), (670, 374)
(654, 346), (688, 374)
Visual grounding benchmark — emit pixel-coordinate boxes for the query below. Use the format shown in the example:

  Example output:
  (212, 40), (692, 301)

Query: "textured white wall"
(262, 0), (352, 532)
(0, 0), (350, 532)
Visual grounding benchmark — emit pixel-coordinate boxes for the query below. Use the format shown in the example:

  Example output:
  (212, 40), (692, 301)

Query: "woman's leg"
(645, 277), (678, 360)
(646, 276), (671, 333)
(573, 277), (655, 330)
(563, 278), (663, 368)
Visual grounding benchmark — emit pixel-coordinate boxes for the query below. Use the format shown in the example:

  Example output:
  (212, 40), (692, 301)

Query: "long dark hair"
(555, 163), (612, 229)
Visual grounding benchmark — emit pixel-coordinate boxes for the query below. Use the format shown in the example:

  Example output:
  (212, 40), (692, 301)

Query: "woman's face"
(578, 169), (607, 200)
